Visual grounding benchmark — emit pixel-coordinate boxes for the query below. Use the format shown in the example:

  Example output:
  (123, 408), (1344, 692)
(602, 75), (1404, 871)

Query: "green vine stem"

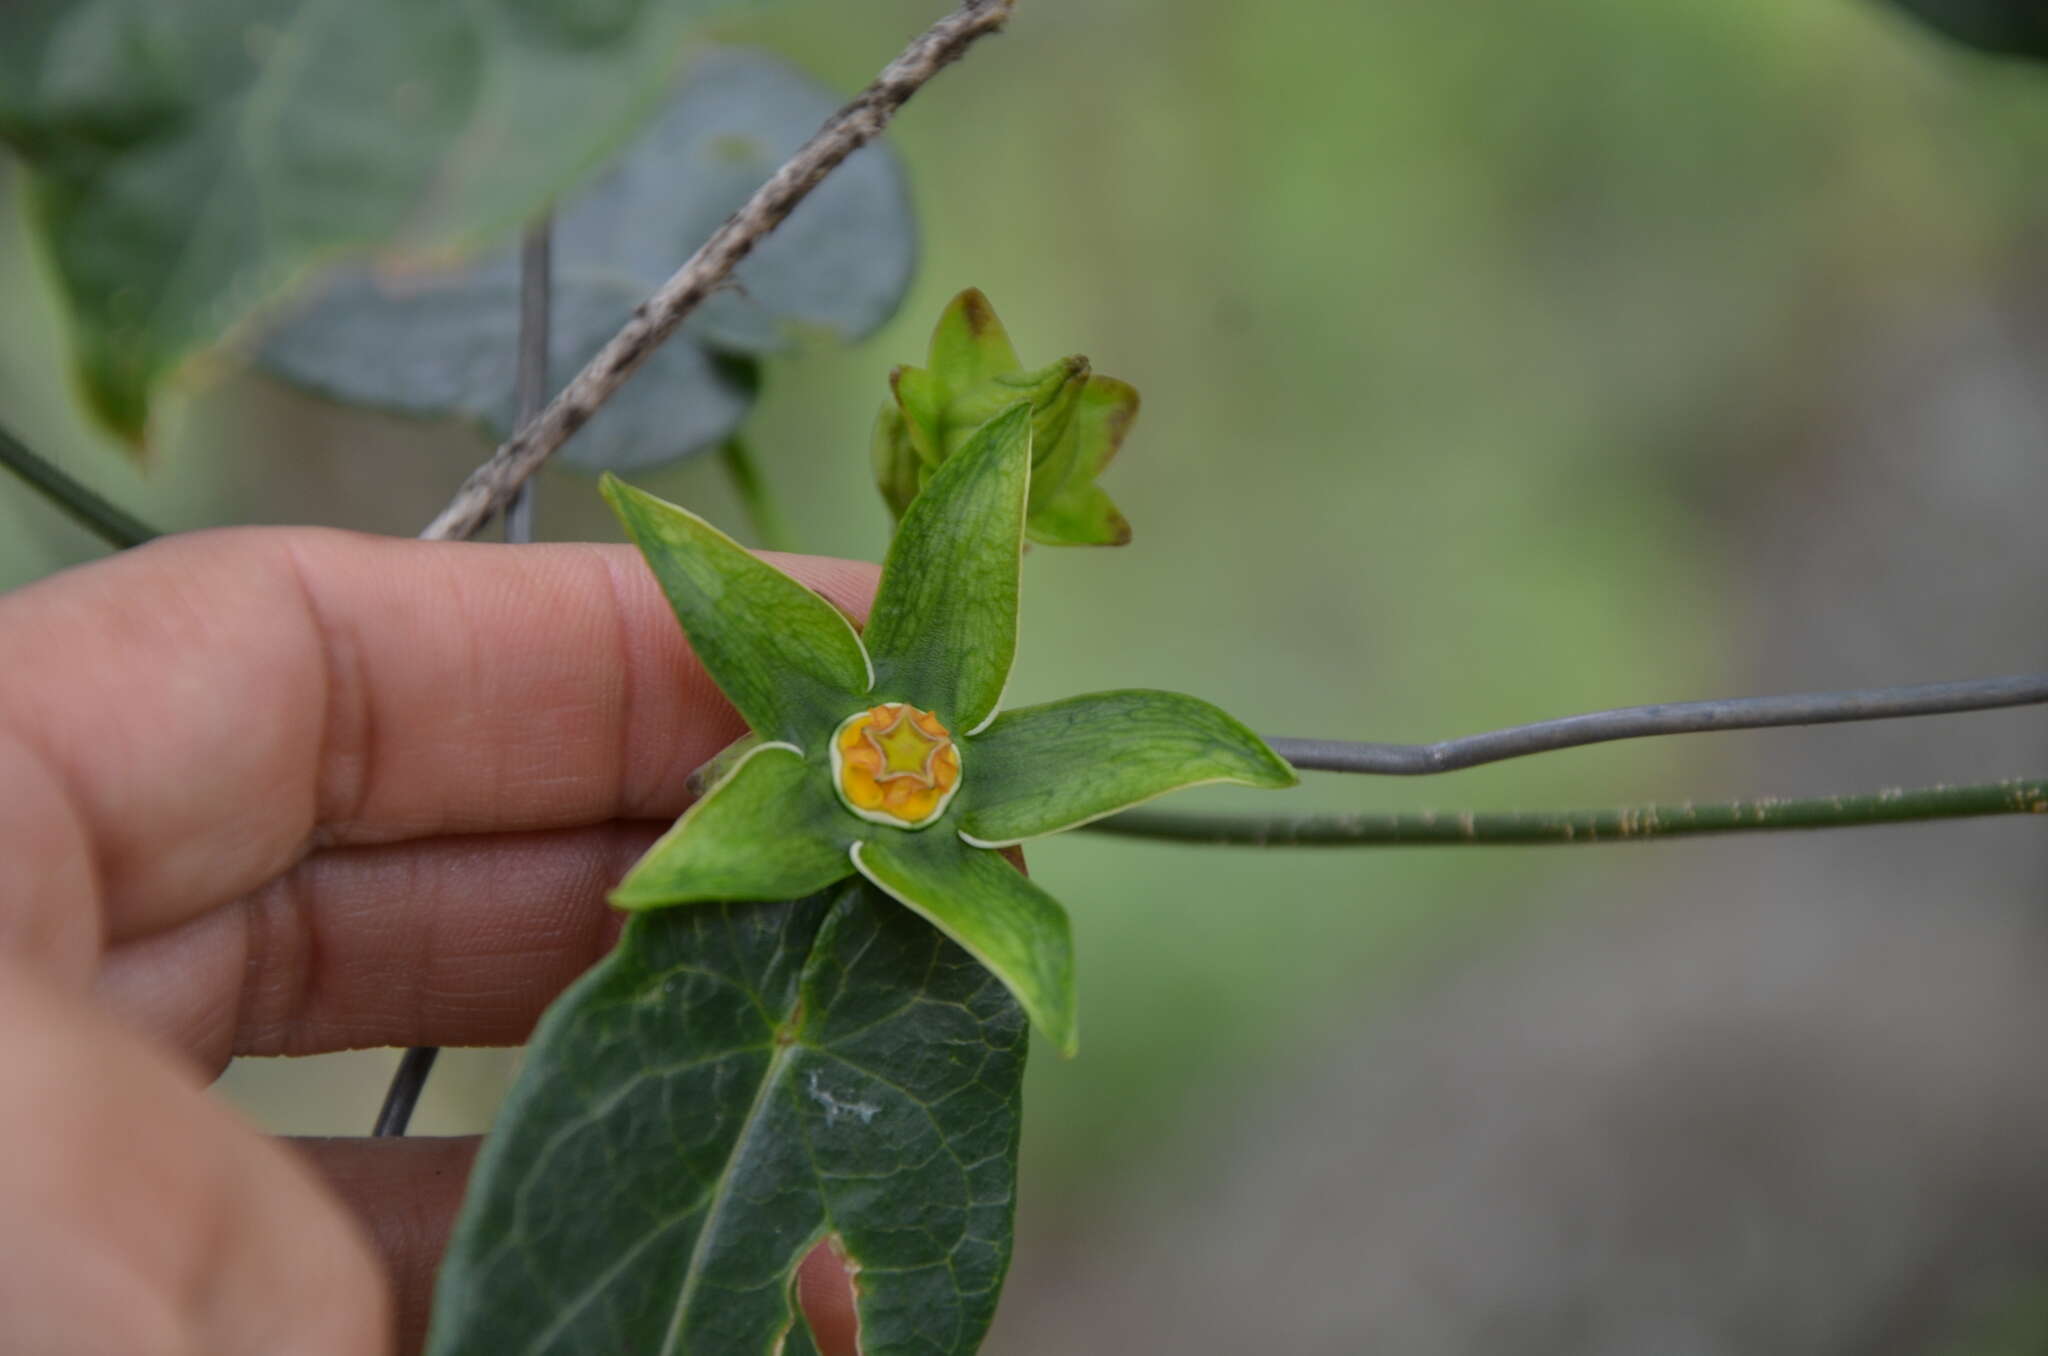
(1084, 777), (2048, 846)
(0, 423), (158, 549)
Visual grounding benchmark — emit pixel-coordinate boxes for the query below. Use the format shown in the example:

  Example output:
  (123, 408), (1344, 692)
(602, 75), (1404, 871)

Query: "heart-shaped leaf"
(426, 881), (1026, 1356)
(0, 0), (762, 445)
(260, 46), (918, 473)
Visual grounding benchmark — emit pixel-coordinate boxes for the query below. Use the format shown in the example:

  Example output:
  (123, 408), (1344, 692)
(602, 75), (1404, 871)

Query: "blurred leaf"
(1883, 0), (2048, 59)
(263, 262), (758, 472)
(425, 882), (1026, 1356)
(261, 47), (917, 472)
(0, 0), (761, 446)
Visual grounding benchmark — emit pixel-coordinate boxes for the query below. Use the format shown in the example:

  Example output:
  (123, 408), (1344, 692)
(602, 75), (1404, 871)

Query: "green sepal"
(873, 289), (1138, 545)
(611, 743), (852, 909)
(684, 732), (761, 799)
(863, 402), (1031, 734)
(926, 285), (1025, 393)
(959, 689), (1299, 847)
(1025, 374), (1137, 546)
(601, 474), (871, 743)
(851, 834), (1078, 1058)
(870, 402), (925, 524)
(424, 882), (1027, 1356)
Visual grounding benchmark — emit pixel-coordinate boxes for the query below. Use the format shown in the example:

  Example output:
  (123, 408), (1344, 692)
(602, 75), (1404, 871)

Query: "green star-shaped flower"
(601, 402), (1295, 1056)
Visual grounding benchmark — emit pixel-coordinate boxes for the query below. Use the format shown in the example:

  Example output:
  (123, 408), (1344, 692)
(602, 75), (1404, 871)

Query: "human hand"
(0, 528), (875, 1355)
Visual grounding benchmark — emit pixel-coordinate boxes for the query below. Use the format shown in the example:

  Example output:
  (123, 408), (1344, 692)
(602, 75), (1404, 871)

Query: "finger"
(298, 1137), (481, 1356)
(303, 1138), (864, 1356)
(96, 833), (1027, 1067)
(0, 528), (876, 959)
(95, 823), (656, 1067)
(0, 960), (391, 1355)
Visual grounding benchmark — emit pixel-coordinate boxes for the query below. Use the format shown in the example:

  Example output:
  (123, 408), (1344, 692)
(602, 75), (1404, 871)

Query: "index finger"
(0, 526), (876, 959)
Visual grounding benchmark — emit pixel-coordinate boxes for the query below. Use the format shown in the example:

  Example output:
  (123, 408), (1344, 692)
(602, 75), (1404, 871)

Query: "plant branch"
(1085, 777), (2048, 846)
(0, 423), (159, 549)
(418, 0), (1018, 543)
(1265, 674), (2048, 776)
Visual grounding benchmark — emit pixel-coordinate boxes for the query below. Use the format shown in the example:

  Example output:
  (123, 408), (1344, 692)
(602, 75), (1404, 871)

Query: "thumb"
(0, 962), (391, 1355)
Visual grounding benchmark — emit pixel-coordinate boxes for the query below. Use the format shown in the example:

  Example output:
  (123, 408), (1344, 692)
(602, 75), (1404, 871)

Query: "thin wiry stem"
(0, 423), (158, 549)
(1265, 674), (2048, 776)
(503, 218), (554, 546)
(378, 216), (557, 1138)
(371, 1046), (441, 1136)
(418, 0), (1017, 542)
(1085, 777), (2048, 846)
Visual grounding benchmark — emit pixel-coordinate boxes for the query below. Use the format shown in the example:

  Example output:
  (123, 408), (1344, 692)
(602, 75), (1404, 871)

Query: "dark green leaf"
(426, 882), (1027, 1356)
(851, 833), (1078, 1058)
(602, 475), (872, 743)
(612, 743), (854, 909)
(960, 689), (1298, 847)
(259, 46), (916, 471)
(864, 403), (1032, 735)
(1883, 0), (2048, 59)
(0, 0), (760, 444)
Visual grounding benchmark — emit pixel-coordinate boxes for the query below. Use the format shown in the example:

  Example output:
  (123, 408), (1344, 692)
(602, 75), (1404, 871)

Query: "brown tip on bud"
(957, 288), (996, 334)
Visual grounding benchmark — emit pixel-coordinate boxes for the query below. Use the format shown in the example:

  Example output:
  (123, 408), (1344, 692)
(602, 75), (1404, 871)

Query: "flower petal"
(611, 743), (853, 909)
(602, 474), (871, 742)
(849, 833), (1078, 1057)
(861, 402), (1031, 734)
(1025, 375), (1137, 547)
(926, 287), (1024, 390)
(959, 689), (1298, 846)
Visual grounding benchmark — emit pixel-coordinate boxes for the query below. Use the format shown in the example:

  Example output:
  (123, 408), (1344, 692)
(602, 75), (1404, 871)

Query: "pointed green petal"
(1028, 482), (1130, 549)
(612, 743), (853, 909)
(862, 402), (1032, 733)
(959, 690), (1299, 847)
(1027, 375), (1137, 547)
(926, 287), (1023, 390)
(850, 834), (1078, 1057)
(602, 474), (871, 742)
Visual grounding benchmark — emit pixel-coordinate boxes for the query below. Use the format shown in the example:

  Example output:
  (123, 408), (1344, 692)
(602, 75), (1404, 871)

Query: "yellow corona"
(831, 702), (963, 828)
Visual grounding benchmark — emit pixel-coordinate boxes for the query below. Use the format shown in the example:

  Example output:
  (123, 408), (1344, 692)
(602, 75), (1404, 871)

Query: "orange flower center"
(832, 702), (962, 828)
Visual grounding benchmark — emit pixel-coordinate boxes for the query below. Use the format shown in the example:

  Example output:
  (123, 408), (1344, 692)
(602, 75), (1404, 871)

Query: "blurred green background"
(7, 1), (2048, 1349)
